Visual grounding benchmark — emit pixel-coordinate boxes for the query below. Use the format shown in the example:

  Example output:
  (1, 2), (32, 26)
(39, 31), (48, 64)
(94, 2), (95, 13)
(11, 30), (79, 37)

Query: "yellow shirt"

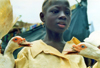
(15, 39), (98, 68)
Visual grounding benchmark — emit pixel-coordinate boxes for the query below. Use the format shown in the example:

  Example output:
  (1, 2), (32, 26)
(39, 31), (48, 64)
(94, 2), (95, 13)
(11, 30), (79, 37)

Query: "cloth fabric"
(15, 39), (99, 68)
(15, 39), (87, 68)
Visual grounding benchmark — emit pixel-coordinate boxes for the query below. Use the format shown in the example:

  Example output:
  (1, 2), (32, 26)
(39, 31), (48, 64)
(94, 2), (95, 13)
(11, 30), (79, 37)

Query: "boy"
(15, 0), (99, 68)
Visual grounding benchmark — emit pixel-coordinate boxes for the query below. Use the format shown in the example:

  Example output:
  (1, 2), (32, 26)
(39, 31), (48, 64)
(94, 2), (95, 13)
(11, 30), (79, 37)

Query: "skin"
(40, 0), (71, 52)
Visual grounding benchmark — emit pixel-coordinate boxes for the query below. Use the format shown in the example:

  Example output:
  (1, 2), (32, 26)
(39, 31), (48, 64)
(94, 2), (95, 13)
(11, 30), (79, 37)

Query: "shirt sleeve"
(92, 61), (100, 68)
(14, 47), (29, 68)
(78, 56), (87, 68)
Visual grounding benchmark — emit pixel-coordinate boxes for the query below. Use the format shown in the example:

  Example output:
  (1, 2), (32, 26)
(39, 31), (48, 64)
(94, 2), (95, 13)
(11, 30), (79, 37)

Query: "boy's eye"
(51, 9), (59, 14)
(65, 11), (70, 16)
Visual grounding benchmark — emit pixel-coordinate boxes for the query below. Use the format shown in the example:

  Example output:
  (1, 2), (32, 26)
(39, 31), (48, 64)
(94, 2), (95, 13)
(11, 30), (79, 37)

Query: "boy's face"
(42, 0), (71, 33)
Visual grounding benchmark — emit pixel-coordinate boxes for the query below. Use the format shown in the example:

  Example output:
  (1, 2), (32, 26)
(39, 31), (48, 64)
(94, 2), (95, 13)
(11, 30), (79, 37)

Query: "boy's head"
(42, 0), (70, 13)
(40, 0), (71, 33)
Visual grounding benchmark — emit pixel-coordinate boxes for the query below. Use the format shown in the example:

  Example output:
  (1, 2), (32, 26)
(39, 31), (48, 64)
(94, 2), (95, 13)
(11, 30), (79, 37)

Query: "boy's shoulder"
(31, 39), (46, 46)
(17, 39), (45, 58)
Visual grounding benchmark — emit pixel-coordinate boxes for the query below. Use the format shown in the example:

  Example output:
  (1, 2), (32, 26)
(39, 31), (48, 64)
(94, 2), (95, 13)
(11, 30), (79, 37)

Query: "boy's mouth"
(57, 22), (66, 28)
(58, 24), (66, 28)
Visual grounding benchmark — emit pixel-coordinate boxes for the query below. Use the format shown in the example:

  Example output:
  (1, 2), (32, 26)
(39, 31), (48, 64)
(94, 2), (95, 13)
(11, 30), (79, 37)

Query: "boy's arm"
(14, 47), (29, 68)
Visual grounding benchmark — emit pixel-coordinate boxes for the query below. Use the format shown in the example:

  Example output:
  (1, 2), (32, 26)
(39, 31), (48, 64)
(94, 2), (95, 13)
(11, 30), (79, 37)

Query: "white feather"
(84, 31), (100, 47)
(0, 36), (26, 68)
(79, 42), (100, 61)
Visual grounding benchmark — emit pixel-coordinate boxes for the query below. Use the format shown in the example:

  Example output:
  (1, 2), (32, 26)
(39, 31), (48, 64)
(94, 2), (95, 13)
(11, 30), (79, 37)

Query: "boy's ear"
(40, 12), (45, 22)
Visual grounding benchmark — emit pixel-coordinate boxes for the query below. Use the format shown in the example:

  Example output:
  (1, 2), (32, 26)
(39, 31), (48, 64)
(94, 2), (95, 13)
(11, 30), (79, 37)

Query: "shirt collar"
(39, 40), (69, 60)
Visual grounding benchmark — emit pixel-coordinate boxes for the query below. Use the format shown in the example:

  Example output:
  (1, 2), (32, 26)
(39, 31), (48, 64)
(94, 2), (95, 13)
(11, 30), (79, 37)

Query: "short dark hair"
(42, 0), (70, 13)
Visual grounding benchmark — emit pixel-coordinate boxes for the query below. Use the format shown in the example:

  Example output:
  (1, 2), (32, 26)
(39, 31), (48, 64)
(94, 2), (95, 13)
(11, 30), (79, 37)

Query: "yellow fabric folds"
(15, 38), (88, 68)
(0, 0), (18, 39)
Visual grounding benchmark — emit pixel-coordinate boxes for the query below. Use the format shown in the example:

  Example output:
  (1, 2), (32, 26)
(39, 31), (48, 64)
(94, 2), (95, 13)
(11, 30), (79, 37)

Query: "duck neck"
(4, 43), (17, 59)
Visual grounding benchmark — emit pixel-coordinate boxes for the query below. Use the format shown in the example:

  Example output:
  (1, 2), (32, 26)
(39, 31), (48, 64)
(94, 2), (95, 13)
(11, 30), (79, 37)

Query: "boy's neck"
(44, 31), (64, 42)
(43, 36), (65, 53)
(44, 28), (65, 42)
(43, 32), (66, 53)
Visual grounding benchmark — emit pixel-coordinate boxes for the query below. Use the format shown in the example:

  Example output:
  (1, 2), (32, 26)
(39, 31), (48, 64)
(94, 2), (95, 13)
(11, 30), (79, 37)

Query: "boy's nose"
(58, 11), (66, 20)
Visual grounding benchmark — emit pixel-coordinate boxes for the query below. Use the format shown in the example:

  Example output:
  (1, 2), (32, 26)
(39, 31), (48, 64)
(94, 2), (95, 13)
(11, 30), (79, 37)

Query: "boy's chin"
(55, 30), (65, 33)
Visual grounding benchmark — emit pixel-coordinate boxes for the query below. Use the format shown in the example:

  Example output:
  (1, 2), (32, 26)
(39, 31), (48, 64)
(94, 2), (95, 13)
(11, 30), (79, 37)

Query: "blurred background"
(0, 0), (99, 67)
(10, 0), (100, 31)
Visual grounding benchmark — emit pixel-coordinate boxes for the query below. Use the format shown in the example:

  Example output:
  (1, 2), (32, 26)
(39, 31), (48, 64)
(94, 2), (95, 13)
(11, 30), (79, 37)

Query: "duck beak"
(19, 41), (32, 47)
(64, 48), (79, 55)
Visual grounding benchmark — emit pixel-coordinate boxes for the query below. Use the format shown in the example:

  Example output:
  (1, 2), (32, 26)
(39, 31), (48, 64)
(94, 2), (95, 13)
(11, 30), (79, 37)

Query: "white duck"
(84, 31), (100, 48)
(66, 42), (100, 61)
(64, 31), (100, 68)
(64, 31), (100, 61)
(0, 0), (18, 39)
(65, 42), (100, 68)
(0, 36), (31, 68)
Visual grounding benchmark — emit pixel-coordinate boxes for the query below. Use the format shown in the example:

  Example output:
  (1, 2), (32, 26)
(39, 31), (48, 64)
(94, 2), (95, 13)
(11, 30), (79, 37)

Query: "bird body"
(64, 31), (100, 61)
(0, 36), (31, 68)
(0, 54), (13, 68)
(84, 31), (100, 47)
(72, 42), (100, 61)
